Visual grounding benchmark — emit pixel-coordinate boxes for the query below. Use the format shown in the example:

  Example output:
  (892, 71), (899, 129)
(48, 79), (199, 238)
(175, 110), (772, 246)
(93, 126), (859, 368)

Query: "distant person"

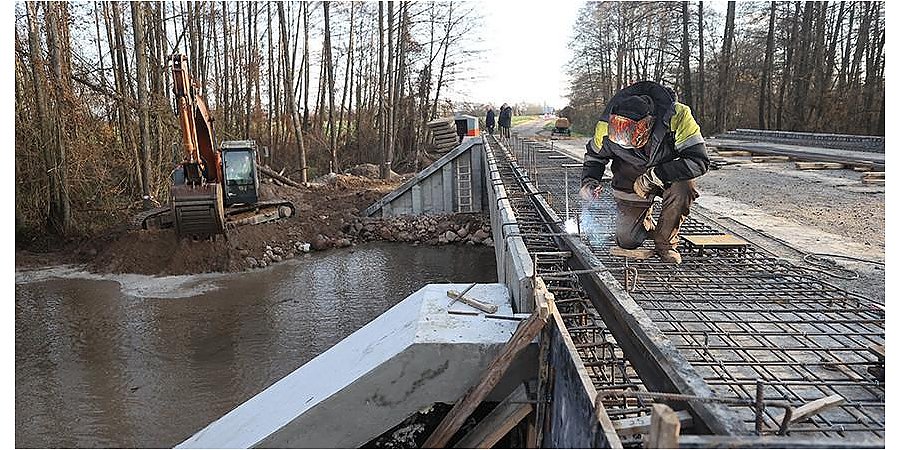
(498, 103), (512, 139)
(579, 81), (708, 264)
(486, 106), (495, 135)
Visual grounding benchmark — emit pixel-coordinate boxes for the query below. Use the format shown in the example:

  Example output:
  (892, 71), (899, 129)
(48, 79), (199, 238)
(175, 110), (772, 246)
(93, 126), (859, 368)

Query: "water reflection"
(16, 243), (497, 448)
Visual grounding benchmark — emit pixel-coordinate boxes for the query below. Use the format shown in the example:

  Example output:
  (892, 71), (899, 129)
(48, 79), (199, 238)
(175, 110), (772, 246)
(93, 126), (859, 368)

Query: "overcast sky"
(448, 0), (730, 110)
(449, 1), (583, 109)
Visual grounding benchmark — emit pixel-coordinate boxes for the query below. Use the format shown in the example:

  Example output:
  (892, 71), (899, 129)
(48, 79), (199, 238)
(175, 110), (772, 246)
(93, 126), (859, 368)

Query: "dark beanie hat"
(613, 95), (654, 120)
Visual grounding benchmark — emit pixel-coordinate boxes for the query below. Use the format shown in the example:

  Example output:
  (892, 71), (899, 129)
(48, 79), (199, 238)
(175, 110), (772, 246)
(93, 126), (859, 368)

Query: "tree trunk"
(28, 2), (70, 236)
(697, 1), (705, 124)
(323, 1), (337, 172)
(679, 1), (693, 106)
(714, 1), (735, 133)
(759, 1), (775, 129)
(776, 2), (801, 130)
(131, 1), (153, 209)
(278, 2), (307, 182)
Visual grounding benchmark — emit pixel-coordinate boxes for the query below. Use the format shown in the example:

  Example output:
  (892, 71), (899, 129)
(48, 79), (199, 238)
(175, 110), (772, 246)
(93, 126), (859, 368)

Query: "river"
(15, 242), (498, 448)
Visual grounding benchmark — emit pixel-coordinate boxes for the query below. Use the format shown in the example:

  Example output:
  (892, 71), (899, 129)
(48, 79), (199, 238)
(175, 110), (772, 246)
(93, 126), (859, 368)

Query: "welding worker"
(579, 81), (708, 264)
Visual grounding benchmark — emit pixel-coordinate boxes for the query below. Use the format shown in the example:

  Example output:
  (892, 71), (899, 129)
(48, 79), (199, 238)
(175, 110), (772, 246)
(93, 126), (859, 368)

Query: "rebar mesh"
(502, 135), (884, 441)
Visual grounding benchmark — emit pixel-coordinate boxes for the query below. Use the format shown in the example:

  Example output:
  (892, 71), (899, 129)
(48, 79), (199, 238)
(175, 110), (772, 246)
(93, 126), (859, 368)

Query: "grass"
(510, 115), (541, 127)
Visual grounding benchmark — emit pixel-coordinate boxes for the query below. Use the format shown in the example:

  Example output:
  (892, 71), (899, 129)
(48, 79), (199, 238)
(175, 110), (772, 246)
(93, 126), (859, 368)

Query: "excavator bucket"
(172, 183), (226, 238)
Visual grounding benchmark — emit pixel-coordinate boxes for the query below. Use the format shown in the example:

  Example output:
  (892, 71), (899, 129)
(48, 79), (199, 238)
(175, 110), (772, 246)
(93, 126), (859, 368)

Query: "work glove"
(579, 179), (603, 201)
(633, 169), (664, 199)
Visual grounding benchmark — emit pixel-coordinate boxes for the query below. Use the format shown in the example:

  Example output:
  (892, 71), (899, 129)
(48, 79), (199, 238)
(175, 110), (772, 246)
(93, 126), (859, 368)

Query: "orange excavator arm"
(171, 53), (222, 184)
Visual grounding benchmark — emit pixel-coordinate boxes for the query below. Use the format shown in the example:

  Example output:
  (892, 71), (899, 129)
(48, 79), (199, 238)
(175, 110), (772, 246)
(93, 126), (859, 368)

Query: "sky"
(450, 1), (583, 110)
(448, 0), (731, 110)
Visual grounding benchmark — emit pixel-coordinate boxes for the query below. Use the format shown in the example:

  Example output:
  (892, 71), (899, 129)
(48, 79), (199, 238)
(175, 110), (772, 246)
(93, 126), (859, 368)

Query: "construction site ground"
(15, 169), (492, 276)
(511, 117), (885, 304)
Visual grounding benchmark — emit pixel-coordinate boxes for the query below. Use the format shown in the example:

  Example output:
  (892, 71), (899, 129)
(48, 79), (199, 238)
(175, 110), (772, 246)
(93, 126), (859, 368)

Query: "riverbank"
(15, 172), (493, 276)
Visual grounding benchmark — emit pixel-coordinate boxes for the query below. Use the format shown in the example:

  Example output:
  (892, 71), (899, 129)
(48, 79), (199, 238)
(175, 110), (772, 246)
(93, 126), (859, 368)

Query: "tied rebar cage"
(499, 134), (885, 442)
(485, 135), (654, 446)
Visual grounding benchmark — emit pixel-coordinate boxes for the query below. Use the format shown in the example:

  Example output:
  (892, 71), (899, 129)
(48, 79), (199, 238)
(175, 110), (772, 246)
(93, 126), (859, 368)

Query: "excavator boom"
(170, 53), (225, 238)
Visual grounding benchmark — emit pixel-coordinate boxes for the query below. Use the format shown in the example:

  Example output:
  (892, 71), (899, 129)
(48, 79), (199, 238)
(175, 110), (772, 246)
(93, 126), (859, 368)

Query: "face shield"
(608, 114), (654, 149)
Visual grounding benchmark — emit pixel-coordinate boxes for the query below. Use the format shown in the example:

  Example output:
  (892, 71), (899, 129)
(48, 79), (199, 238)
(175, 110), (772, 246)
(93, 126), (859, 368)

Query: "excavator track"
(134, 198), (294, 232)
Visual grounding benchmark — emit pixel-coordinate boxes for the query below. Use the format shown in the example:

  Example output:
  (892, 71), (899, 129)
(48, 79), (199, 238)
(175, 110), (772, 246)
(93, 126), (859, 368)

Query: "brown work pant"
(615, 180), (699, 251)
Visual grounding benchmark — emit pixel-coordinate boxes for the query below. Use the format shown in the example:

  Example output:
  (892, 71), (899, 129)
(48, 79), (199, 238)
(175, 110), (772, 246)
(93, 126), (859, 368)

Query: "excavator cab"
(221, 140), (260, 207)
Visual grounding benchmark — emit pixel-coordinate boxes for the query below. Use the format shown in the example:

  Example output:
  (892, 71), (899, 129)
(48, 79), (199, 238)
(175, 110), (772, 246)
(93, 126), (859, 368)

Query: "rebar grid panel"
(510, 137), (885, 441)
(486, 137), (655, 441)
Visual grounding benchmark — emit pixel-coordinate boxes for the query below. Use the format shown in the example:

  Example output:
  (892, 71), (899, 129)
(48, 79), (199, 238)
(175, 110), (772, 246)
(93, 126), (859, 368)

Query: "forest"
(564, 1), (885, 137)
(14, 1), (887, 241)
(15, 1), (480, 239)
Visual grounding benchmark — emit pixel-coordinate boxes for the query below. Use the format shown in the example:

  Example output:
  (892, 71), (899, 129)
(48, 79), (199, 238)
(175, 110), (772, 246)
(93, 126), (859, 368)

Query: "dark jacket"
(581, 81), (708, 193)
(498, 107), (512, 127)
(486, 109), (495, 126)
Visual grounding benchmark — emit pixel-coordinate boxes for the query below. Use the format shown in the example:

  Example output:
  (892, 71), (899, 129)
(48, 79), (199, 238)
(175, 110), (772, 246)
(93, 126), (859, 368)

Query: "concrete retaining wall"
(364, 137), (485, 218)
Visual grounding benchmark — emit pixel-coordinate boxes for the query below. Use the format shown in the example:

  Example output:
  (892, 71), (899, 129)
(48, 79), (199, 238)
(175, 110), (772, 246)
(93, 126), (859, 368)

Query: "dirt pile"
(32, 173), (493, 276)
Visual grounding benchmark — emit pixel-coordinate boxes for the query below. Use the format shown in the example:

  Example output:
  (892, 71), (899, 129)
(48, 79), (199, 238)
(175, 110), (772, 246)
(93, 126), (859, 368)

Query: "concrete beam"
(176, 284), (536, 449)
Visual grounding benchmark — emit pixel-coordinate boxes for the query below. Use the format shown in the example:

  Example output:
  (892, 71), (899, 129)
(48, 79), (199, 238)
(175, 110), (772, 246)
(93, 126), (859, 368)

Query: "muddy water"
(15, 243), (498, 448)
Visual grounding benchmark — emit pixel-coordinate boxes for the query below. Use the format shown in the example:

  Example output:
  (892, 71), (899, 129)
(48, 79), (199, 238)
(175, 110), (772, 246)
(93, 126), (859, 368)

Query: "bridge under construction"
(182, 131), (884, 449)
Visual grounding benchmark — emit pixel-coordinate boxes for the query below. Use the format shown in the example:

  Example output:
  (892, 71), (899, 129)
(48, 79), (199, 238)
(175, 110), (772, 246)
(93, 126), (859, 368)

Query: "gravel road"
(512, 117), (885, 303)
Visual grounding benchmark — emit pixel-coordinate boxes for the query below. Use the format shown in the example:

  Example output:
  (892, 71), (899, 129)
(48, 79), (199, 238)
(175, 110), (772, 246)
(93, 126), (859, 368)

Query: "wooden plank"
(611, 410), (692, 436)
(752, 155), (791, 163)
(868, 343), (885, 361)
(715, 150), (752, 157)
(861, 171), (885, 179)
(682, 234), (750, 248)
(646, 404), (681, 449)
(423, 312), (547, 449)
(452, 384), (532, 449)
(774, 394), (845, 426)
(609, 247), (655, 260)
(795, 161), (846, 170)
(852, 165), (875, 172)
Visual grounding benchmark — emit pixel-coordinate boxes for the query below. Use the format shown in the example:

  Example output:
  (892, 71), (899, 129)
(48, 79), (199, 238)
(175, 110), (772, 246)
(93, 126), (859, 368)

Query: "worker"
(498, 103), (512, 139)
(486, 106), (496, 135)
(579, 81), (708, 264)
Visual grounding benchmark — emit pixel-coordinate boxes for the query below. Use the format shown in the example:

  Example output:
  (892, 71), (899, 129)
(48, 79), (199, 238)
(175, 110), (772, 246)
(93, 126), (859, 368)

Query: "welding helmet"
(608, 95), (655, 149)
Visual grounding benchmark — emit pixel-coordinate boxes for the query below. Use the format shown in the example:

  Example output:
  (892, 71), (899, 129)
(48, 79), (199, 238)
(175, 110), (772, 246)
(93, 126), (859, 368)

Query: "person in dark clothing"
(498, 103), (512, 138)
(486, 107), (496, 135)
(579, 81), (708, 264)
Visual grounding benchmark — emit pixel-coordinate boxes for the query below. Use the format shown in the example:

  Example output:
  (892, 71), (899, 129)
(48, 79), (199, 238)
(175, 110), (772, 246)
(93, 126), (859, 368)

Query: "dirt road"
(512, 118), (885, 303)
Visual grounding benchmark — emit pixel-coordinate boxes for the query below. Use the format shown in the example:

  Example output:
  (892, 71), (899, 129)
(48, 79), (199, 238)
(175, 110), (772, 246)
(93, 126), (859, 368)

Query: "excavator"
(136, 54), (294, 237)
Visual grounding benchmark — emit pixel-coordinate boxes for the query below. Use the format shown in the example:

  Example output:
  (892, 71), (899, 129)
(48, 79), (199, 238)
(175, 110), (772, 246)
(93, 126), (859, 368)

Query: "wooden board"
(452, 384), (532, 449)
(609, 247), (655, 260)
(646, 404), (681, 448)
(752, 155), (791, 163)
(795, 161), (846, 170)
(424, 312), (547, 448)
(612, 409), (692, 436)
(682, 234), (750, 249)
(714, 150), (752, 157)
(773, 394), (845, 426)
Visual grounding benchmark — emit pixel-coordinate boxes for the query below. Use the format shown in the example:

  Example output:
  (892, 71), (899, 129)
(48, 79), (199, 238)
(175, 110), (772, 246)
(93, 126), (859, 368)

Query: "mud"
(16, 173), (493, 276)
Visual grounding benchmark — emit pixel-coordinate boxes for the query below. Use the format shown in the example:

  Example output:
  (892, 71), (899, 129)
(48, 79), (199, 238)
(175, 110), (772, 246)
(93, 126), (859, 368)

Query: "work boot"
(657, 248), (682, 264)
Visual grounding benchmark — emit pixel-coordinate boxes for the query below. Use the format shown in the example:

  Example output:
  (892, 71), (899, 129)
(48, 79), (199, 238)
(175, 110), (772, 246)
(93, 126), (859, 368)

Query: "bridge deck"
(487, 134), (884, 446)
